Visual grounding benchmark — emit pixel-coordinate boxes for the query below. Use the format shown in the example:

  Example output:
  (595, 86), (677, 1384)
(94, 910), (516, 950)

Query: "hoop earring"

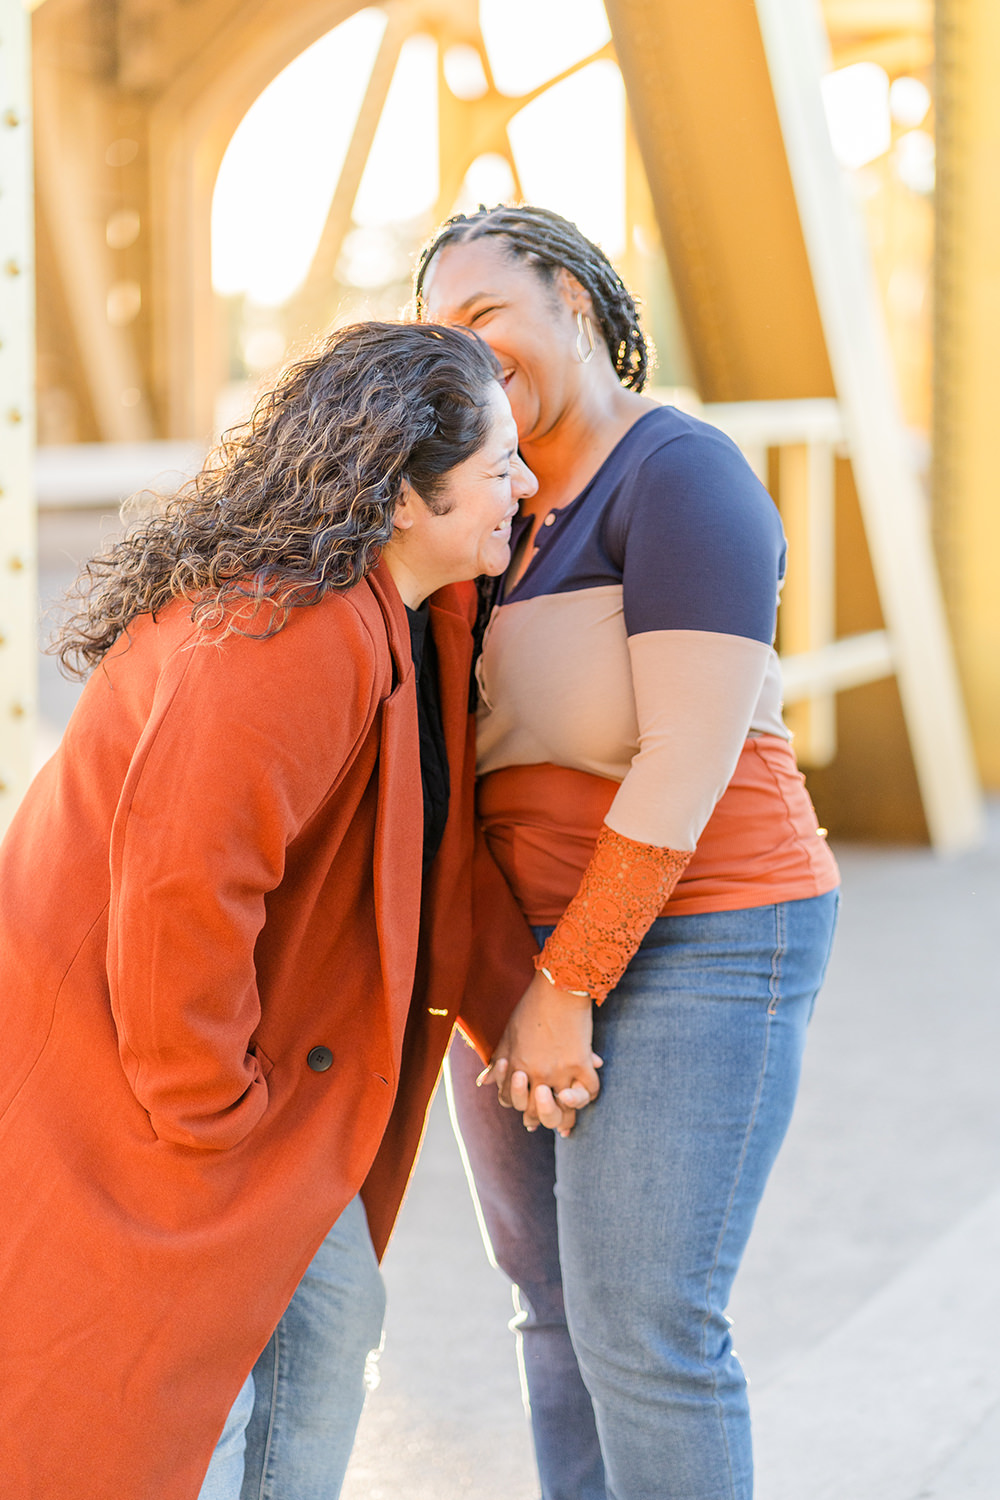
(575, 310), (596, 365)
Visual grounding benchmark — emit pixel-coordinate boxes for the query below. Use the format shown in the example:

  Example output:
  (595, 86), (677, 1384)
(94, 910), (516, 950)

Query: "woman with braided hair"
(417, 205), (840, 1500)
(0, 320), (539, 1500)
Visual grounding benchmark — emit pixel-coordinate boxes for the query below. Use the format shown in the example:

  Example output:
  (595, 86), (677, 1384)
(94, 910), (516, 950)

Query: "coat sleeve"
(106, 602), (382, 1151)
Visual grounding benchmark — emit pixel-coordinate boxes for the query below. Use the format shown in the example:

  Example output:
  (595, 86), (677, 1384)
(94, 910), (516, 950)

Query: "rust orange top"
(479, 737), (838, 927)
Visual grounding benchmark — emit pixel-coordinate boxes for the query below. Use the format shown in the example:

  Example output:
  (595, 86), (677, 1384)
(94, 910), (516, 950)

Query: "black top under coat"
(404, 601), (450, 875)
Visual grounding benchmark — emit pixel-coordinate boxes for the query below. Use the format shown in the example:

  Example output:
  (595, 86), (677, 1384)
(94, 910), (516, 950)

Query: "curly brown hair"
(54, 321), (501, 678)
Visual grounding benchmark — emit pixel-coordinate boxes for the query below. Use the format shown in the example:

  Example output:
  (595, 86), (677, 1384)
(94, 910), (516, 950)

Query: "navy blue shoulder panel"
(507, 406), (785, 645)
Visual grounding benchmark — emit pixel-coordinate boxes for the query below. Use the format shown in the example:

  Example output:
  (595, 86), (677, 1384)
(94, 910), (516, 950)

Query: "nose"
(510, 452), (538, 502)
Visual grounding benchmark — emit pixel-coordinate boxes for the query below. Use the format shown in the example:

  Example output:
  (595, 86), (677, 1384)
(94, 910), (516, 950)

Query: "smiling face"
(382, 379), (537, 608)
(420, 237), (587, 444)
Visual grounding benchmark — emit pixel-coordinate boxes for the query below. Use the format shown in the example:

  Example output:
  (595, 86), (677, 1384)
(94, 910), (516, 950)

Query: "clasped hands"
(477, 970), (602, 1136)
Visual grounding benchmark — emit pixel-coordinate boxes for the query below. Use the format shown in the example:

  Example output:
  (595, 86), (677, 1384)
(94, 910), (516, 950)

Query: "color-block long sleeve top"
(474, 405), (839, 999)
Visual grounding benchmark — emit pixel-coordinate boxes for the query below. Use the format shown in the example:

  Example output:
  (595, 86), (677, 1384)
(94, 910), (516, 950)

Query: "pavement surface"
(36, 507), (1000, 1498)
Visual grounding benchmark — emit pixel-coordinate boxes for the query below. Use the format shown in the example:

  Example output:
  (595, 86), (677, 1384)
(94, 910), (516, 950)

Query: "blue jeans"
(198, 1194), (386, 1500)
(447, 892), (839, 1500)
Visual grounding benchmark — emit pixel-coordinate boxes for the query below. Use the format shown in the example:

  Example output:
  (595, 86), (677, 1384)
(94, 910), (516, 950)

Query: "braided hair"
(413, 204), (650, 392)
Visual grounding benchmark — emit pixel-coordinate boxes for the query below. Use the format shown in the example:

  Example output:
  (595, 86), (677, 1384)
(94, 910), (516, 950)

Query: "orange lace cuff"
(534, 824), (694, 1003)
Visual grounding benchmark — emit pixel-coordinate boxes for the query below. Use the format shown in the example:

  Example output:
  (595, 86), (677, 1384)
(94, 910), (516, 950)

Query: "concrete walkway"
(341, 809), (1000, 1499)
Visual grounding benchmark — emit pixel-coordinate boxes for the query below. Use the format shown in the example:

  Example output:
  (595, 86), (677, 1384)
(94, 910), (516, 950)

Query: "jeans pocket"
(768, 889), (840, 1021)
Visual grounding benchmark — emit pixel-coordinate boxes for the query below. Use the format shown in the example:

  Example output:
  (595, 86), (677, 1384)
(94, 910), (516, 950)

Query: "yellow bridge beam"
(0, 0), (37, 837)
(934, 0), (1000, 784)
(605, 0), (982, 847)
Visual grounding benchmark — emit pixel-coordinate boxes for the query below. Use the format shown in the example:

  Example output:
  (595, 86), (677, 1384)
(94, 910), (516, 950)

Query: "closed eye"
(470, 306), (498, 324)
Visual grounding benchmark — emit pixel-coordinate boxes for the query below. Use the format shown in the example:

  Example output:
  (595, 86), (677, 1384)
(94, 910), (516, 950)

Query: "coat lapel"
(419, 583), (477, 1013)
(365, 563), (423, 1044)
(428, 584), (476, 820)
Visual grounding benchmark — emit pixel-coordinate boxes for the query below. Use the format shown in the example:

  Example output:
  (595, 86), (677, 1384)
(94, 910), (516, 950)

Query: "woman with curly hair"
(415, 206), (841, 1500)
(0, 320), (537, 1500)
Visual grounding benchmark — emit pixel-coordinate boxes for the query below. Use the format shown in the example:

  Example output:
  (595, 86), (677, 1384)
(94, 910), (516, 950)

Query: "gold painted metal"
(934, 0), (1000, 783)
(147, 0), (616, 431)
(0, 0), (37, 835)
(23, 0), (619, 436)
(829, 33), (931, 73)
(605, 0), (833, 403)
(823, 1), (932, 30)
(31, 55), (154, 441)
(606, 0), (980, 844)
(285, 9), (409, 347)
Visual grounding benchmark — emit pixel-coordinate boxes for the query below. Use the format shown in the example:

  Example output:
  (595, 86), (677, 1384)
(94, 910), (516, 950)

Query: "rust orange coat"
(0, 563), (534, 1500)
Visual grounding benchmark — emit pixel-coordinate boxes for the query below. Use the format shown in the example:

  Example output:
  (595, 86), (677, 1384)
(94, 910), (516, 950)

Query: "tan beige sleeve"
(606, 628), (775, 850)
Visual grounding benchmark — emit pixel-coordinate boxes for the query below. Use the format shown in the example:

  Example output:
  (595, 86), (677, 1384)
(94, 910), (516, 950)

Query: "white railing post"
(667, 392), (903, 772)
(777, 439), (837, 766)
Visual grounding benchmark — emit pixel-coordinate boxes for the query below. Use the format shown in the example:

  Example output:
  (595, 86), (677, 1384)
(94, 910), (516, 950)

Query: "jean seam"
(767, 902), (785, 1014)
(699, 902), (785, 1496)
(253, 1327), (282, 1500)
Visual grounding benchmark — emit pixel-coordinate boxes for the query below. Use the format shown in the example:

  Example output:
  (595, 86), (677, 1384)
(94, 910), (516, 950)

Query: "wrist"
(532, 965), (593, 1008)
(538, 965), (592, 1000)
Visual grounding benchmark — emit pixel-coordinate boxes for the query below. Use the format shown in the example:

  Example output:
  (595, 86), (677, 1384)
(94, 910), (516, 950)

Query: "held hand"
(510, 1076), (600, 1138)
(480, 971), (603, 1135)
(477, 1061), (601, 1136)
